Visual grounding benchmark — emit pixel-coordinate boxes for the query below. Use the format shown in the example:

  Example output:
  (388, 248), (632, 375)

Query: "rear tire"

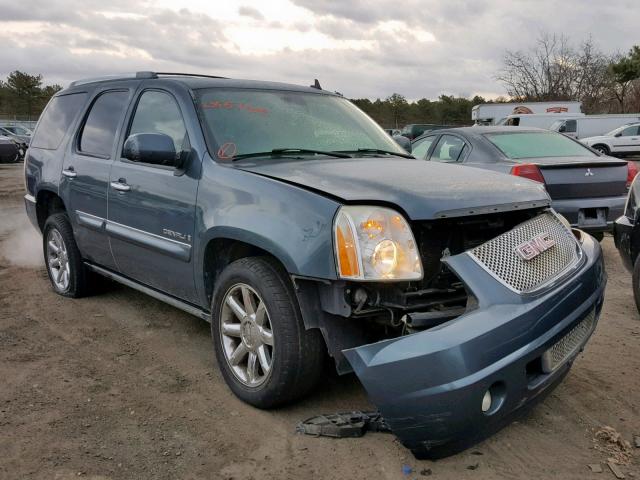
(43, 213), (92, 298)
(592, 144), (610, 155)
(633, 255), (640, 315)
(211, 256), (325, 408)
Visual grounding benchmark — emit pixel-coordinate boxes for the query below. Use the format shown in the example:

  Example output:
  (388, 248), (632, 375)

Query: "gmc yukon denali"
(24, 72), (606, 458)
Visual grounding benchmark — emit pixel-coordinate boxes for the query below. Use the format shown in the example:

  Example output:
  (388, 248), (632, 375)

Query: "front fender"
(193, 157), (341, 306)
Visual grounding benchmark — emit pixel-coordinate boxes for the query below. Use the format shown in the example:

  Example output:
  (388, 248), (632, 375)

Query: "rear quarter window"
(31, 93), (87, 150)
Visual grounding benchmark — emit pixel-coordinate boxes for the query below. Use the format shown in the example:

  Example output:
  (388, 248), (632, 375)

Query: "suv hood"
(236, 157), (550, 220)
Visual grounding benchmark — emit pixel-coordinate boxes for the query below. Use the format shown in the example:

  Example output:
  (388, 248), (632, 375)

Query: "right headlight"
(333, 205), (423, 281)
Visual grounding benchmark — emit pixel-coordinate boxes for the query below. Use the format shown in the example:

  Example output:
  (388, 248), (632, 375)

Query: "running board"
(85, 263), (212, 322)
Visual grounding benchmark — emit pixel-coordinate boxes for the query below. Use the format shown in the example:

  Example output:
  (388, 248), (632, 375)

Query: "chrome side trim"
(106, 219), (191, 262)
(76, 210), (106, 232)
(108, 219), (191, 247)
(75, 211), (192, 262)
(24, 193), (36, 203)
(85, 263), (211, 322)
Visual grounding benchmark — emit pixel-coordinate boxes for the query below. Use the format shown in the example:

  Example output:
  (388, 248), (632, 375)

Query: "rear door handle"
(110, 179), (131, 192)
(62, 167), (77, 178)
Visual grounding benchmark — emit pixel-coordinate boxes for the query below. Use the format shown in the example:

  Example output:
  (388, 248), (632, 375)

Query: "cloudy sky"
(1, 0), (638, 100)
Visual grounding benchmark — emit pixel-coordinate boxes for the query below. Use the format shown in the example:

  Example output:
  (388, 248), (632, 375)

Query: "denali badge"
(585, 168), (594, 177)
(514, 233), (556, 261)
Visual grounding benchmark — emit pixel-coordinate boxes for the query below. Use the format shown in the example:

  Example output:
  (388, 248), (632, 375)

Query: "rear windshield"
(485, 131), (595, 159)
(196, 88), (404, 158)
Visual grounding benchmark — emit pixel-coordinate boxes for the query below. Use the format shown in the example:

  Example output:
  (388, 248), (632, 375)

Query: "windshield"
(196, 88), (405, 159)
(485, 131), (596, 159)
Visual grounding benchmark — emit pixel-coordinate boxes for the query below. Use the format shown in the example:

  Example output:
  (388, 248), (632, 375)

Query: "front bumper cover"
(343, 233), (605, 459)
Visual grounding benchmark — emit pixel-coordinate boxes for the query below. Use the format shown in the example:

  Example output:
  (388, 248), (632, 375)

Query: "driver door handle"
(62, 167), (77, 178)
(110, 179), (131, 192)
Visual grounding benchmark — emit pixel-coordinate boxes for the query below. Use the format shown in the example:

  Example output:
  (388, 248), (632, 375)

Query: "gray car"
(0, 125), (31, 147)
(411, 126), (636, 239)
(24, 73), (605, 458)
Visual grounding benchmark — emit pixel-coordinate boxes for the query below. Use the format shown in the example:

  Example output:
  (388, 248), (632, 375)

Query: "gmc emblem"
(514, 233), (556, 261)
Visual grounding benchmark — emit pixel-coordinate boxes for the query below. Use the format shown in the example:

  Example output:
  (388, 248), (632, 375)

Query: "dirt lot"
(1, 163), (639, 480)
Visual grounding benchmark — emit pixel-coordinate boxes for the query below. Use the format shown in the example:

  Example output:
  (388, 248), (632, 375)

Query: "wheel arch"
(591, 143), (610, 153)
(200, 227), (298, 306)
(36, 188), (67, 232)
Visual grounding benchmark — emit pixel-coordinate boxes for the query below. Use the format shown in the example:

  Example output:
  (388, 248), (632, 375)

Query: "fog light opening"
(481, 390), (492, 413)
(482, 382), (506, 416)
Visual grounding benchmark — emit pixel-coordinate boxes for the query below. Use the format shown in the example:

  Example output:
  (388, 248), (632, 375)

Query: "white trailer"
(497, 113), (585, 129)
(471, 101), (582, 125)
(549, 114), (640, 139)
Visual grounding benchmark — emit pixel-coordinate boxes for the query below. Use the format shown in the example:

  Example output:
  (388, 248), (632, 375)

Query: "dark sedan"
(0, 135), (19, 163)
(614, 176), (640, 312)
(411, 126), (638, 239)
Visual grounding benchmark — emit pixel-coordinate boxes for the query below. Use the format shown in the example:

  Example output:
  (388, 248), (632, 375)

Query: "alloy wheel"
(46, 228), (70, 291)
(219, 284), (274, 387)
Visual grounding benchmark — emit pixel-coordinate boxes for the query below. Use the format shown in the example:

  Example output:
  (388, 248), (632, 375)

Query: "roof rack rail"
(68, 71), (157, 88)
(154, 72), (228, 80)
(67, 71), (228, 88)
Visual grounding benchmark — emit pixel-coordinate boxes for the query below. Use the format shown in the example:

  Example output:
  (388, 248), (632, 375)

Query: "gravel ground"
(0, 163), (638, 479)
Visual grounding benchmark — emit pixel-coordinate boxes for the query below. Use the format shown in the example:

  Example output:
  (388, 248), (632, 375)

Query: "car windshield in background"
(196, 89), (405, 159)
(485, 131), (596, 159)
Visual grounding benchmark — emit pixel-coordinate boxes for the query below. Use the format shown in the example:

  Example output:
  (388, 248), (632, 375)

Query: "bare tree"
(496, 34), (613, 111)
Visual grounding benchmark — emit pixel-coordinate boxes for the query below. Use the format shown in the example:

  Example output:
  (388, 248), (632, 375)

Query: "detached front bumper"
(344, 233), (605, 459)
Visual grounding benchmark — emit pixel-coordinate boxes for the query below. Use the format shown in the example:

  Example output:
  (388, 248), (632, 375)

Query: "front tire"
(592, 144), (610, 155)
(633, 255), (640, 315)
(211, 256), (325, 408)
(43, 213), (91, 298)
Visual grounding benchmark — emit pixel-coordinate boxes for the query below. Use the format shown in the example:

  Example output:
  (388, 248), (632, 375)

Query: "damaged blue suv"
(24, 72), (606, 458)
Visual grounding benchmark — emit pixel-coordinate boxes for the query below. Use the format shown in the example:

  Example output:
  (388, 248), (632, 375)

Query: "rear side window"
(431, 135), (466, 162)
(31, 93), (87, 150)
(79, 90), (129, 158)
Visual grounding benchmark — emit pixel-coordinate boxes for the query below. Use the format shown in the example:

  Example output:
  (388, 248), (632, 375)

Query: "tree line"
(1, 34), (639, 127)
(0, 71), (62, 121)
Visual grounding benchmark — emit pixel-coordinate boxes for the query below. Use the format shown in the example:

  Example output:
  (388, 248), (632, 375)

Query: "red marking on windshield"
(202, 101), (268, 114)
(217, 142), (237, 159)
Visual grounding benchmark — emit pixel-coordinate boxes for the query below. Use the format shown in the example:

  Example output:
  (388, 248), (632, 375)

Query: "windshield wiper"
(340, 148), (414, 159)
(231, 148), (352, 161)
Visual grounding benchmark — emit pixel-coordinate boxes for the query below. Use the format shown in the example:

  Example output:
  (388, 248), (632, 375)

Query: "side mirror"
(615, 132), (622, 137)
(393, 134), (412, 153)
(123, 133), (179, 166)
(558, 125), (566, 133)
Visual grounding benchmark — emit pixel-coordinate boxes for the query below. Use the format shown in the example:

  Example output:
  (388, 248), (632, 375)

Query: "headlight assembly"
(333, 206), (423, 281)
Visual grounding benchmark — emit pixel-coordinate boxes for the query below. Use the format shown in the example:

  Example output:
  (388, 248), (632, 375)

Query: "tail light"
(627, 161), (638, 188)
(510, 163), (545, 183)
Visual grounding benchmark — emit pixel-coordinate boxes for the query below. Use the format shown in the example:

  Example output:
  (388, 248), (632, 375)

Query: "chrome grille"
(541, 309), (596, 373)
(468, 212), (581, 293)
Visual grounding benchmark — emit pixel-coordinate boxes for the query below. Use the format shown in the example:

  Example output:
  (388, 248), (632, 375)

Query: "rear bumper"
(614, 215), (634, 272)
(24, 194), (39, 231)
(552, 195), (626, 232)
(344, 233), (605, 458)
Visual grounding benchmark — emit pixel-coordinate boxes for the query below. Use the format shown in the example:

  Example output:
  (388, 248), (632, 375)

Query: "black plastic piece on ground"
(296, 411), (390, 438)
